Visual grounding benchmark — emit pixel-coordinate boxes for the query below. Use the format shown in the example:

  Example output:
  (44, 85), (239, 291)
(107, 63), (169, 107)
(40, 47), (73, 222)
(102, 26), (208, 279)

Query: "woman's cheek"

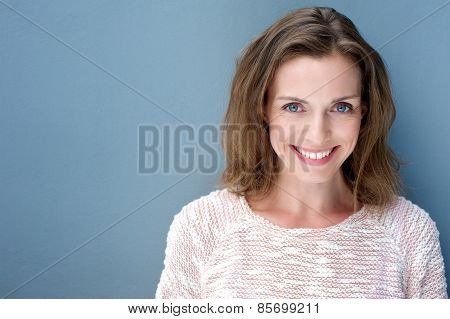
(337, 116), (361, 132)
(340, 120), (362, 151)
(268, 126), (289, 155)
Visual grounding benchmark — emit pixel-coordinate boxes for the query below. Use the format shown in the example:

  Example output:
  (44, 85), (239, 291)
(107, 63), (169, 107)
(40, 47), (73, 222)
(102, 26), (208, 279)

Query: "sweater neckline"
(239, 193), (367, 234)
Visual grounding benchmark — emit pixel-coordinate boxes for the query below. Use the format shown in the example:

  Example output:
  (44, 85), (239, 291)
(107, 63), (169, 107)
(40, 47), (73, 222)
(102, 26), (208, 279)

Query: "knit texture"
(155, 188), (448, 298)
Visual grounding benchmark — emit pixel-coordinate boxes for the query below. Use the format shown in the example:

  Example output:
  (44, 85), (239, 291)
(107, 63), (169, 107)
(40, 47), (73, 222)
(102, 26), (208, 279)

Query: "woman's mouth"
(289, 145), (339, 166)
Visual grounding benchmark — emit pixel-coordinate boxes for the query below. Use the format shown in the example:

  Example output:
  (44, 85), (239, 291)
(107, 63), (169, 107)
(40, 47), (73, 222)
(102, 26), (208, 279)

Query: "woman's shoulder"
(373, 195), (441, 246)
(181, 187), (241, 210)
(172, 188), (244, 232)
(377, 195), (436, 225)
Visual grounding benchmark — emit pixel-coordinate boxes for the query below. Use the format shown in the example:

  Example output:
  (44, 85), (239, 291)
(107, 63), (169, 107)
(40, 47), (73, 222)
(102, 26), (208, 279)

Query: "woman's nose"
(303, 114), (331, 145)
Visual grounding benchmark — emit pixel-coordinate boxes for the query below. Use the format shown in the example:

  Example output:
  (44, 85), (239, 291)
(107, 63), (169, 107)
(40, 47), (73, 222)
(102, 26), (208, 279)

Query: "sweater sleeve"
(404, 210), (448, 298)
(155, 205), (205, 298)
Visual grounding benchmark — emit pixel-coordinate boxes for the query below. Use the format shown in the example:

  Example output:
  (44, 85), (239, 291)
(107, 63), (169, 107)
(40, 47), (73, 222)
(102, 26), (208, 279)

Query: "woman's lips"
(290, 145), (339, 166)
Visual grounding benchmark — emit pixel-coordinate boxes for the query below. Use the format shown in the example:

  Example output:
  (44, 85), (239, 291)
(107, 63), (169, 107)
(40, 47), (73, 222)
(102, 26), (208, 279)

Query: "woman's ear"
(361, 104), (368, 117)
(262, 109), (270, 133)
(262, 101), (269, 123)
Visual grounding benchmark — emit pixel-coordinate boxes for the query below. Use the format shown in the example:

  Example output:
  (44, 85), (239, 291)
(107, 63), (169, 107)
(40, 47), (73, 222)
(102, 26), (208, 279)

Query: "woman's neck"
(248, 168), (359, 221)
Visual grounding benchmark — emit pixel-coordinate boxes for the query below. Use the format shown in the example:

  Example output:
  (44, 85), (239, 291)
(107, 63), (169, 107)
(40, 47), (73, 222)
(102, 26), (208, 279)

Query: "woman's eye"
(285, 103), (300, 112)
(336, 103), (353, 113)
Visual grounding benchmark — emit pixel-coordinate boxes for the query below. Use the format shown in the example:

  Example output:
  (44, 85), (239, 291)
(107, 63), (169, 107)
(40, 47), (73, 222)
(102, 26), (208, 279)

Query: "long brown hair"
(219, 6), (409, 211)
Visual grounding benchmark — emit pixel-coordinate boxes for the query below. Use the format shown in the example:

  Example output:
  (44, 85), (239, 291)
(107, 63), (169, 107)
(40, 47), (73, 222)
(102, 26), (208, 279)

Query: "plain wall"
(1, 0), (449, 298)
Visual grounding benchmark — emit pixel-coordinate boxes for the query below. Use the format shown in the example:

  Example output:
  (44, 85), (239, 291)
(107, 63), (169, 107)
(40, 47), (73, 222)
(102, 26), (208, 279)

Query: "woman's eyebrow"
(276, 94), (360, 104)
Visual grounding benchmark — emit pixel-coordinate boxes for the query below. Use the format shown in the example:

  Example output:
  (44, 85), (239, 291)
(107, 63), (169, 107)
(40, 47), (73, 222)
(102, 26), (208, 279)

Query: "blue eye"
(336, 103), (352, 113)
(285, 103), (300, 112)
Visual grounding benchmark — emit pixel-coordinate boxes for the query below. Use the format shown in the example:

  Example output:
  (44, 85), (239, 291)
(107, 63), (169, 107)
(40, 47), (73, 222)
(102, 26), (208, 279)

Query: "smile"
(289, 145), (339, 165)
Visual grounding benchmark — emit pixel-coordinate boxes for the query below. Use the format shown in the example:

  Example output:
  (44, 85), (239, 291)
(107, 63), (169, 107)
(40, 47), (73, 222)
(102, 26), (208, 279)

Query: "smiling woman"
(255, 52), (368, 221)
(155, 6), (448, 299)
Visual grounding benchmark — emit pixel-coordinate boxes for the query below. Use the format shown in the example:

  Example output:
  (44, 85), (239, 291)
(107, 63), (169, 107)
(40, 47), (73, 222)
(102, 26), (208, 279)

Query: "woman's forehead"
(269, 54), (362, 100)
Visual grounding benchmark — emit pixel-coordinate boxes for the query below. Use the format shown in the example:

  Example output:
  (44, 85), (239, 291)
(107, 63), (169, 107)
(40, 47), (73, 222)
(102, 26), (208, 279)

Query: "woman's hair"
(219, 6), (410, 211)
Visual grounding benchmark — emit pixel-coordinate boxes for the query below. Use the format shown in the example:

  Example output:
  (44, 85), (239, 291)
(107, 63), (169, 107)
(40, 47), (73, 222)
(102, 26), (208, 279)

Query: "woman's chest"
(199, 229), (405, 298)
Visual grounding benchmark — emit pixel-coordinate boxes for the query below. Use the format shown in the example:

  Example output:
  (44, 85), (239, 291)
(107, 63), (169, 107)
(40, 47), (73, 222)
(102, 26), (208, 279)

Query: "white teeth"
(294, 146), (333, 160)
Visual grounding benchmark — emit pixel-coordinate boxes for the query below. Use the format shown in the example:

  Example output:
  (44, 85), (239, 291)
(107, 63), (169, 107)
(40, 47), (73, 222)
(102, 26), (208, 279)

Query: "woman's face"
(265, 53), (367, 183)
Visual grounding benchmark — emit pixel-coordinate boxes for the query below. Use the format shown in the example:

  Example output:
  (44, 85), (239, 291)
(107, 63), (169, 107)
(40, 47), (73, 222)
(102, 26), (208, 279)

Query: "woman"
(155, 6), (447, 298)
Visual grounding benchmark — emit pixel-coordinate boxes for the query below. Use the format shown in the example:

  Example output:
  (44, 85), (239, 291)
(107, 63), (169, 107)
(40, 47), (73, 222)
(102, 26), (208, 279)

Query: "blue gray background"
(1, 0), (449, 298)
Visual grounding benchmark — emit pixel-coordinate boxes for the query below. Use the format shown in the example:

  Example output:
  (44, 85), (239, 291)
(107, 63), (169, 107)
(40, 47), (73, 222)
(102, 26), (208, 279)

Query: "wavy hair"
(219, 6), (409, 211)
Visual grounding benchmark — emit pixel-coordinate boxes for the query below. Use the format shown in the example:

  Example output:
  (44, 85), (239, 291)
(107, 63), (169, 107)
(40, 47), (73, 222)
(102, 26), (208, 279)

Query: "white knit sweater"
(155, 188), (448, 298)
